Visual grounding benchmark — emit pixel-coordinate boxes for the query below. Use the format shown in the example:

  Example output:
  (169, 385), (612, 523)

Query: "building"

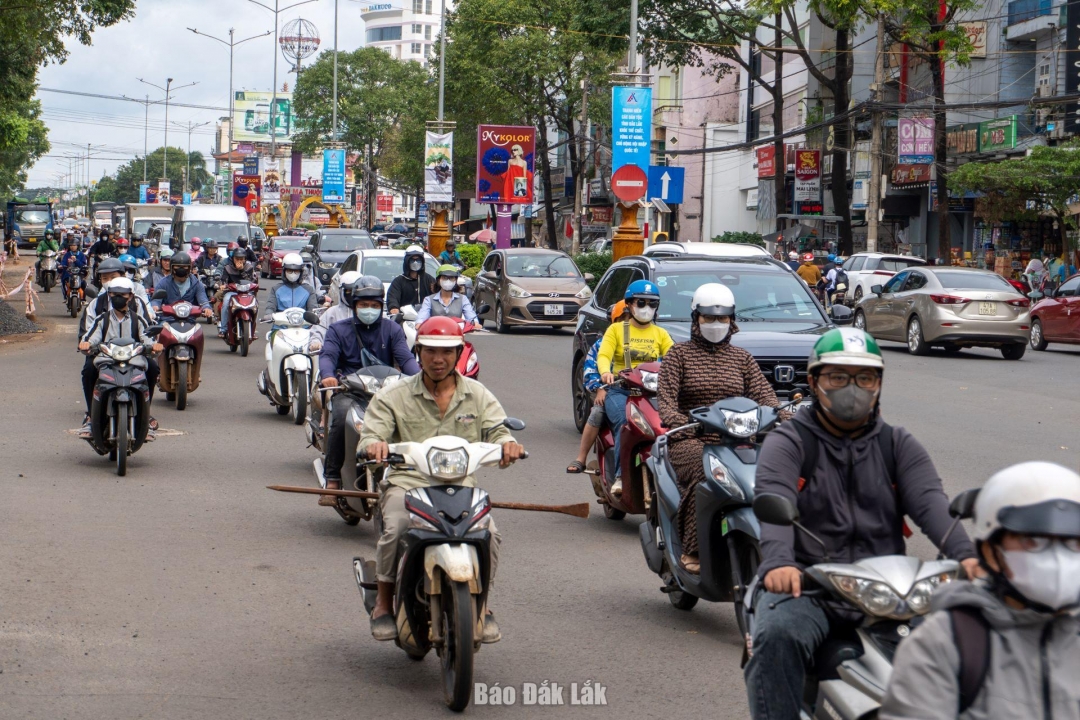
(360, 0), (448, 65)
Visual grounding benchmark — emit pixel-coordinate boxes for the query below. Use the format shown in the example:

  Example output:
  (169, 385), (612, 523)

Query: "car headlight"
(906, 572), (955, 615)
(830, 575), (903, 617)
(575, 285), (593, 299)
(507, 283), (531, 299)
(639, 370), (658, 392)
(319, 261), (337, 269)
(427, 448), (469, 480)
(721, 408), (759, 437)
(627, 402), (656, 439)
(707, 455), (745, 501)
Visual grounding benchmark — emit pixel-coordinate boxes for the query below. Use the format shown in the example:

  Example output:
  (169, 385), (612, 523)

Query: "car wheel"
(1030, 319), (1048, 351)
(495, 303), (510, 334)
(907, 316), (930, 356)
(853, 286), (863, 304)
(1001, 344), (1026, 361)
(853, 310), (867, 331)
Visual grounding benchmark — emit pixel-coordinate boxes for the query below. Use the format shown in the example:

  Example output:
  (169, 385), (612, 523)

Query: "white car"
(842, 252), (927, 305)
(643, 241), (770, 259)
(331, 248), (440, 304)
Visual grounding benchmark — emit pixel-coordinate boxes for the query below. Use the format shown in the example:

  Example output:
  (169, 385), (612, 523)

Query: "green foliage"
(298, 222), (318, 230)
(572, 252), (613, 288)
(457, 243), (488, 269)
(712, 231), (765, 247)
(462, 266), (481, 281)
(87, 147), (211, 204)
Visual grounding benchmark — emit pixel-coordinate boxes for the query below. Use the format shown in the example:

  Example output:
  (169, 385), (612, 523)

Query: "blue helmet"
(118, 253), (137, 270)
(624, 279), (661, 301)
(827, 253), (837, 263)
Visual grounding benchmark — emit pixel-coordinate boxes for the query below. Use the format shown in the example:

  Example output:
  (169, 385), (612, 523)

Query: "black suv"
(307, 228), (375, 286)
(571, 255), (851, 430)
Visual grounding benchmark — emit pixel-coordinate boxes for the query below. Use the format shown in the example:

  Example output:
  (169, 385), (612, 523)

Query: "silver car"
(853, 266), (1030, 359)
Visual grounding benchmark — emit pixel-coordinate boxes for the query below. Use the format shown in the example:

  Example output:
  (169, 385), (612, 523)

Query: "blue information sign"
(322, 149), (346, 204)
(647, 166), (685, 204)
(611, 86), (652, 202)
(139, 183), (149, 203)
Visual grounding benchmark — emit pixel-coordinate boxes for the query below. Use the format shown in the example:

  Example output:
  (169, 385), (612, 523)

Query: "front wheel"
(115, 404), (129, 477)
(572, 355), (590, 433)
(175, 361), (189, 410)
(853, 286), (864, 304)
(495, 303), (510, 334)
(853, 310), (867, 331)
(239, 320), (250, 357)
(907, 316), (930, 356)
(1030, 319), (1048, 351)
(731, 538), (761, 643)
(440, 577), (476, 712)
(1001, 343), (1026, 361)
(69, 297), (79, 318)
(291, 372), (309, 425)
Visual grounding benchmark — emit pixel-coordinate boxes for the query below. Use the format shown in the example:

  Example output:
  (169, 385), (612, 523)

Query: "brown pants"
(669, 438), (707, 556)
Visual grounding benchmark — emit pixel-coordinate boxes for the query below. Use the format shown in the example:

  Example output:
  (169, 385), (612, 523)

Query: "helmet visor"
(998, 499), (1080, 538)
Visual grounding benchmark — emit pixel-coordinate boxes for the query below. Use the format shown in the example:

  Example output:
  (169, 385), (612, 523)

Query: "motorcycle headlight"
(627, 402), (656, 439)
(347, 406), (364, 434)
(721, 409), (759, 437)
(507, 283), (531, 299)
(575, 285), (593, 300)
(408, 513), (440, 532)
(105, 344), (134, 362)
(639, 370), (658, 392)
(359, 375), (384, 394)
(906, 572), (955, 615)
(830, 575), (903, 618)
(465, 351), (478, 373)
(427, 448), (469, 480)
(706, 455), (745, 501)
(173, 304), (191, 319)
(318, 261), (337, 269)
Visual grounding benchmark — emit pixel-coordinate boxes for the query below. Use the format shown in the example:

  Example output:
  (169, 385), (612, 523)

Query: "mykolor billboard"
(233, 91), (295, 144)
(475, 125), (534, 204)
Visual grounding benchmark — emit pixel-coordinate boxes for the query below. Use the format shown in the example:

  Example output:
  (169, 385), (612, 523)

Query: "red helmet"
(802, 253), (814, 262)
(191, 236), (202, 246)
(116, 237), (130, 248)
(227, 241), (239, 252)
(416, 316), (464, 348)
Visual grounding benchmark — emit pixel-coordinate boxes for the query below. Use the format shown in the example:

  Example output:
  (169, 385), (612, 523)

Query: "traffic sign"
(611, 165), (647, 202)
(647, 166), (685, 204)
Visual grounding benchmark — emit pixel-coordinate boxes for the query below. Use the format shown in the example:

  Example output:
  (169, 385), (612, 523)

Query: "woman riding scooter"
(656, 284), (785, 573)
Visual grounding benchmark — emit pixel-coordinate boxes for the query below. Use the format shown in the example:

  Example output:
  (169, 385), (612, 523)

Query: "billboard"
(157, 180), (171, 205)
(756, 145), (775, 178)
(611, 86), (652, 202)
(233, 175), (261, 214)
(262, 160), (281, 205)
(233, 91), (295, 144)
(898, 117), (934, 164)
(321, 149), (346, 204)
(794, 150), (821, 202)
(424, 131), (454, 203)
(475, 125), (535, 204)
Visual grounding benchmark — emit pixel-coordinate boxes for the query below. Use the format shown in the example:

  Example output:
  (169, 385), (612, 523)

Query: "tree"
(0, 99), (49, 196)
(91, 147), (211, 204)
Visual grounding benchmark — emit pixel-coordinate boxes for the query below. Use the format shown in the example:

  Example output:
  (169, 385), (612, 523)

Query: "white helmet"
(973, 461), (1080, 541)
(788, 251), (799, 260)
(282, 253), (304, 272)
(106, 276), (136, 294)
(338, 270), (362, 288)
(691, 283), (736, 317)
(405, 244), (424, 255)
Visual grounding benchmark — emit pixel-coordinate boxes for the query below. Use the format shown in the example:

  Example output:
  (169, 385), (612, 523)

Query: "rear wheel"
(291, 372), (309, 425)
(115, 404), (129, 477)
(572, 355), (590, 433)
(661, 569), (699, 610)
(603, 502), (626, 521)
(853, 310), (867, 331)
(853, 286), (863, 304)
(69, 297), (79, 318)
(440, 577), (476, 712)
(175, 362), (188, 411)
(1001, 343), (1026, 361)
(907, 316), (930, 356)
(1030, 319), (1048, 351)
(239, 320), (250, 357)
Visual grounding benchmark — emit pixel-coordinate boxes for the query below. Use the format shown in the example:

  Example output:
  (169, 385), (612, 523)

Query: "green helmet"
(436, 263), (460, 278)
(808, 328), (884, 373)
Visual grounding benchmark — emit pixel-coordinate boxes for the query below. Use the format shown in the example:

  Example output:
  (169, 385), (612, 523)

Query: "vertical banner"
(475, 125), (535, 203)
(794, 150), (821, 202)
(139, 183), (149, 203)
(1069, 1), (1080, 137)
(321, 149), (346, 204)
(756, 146), (776, 178)
(157, 180), (171, 205)
(898, 117), (935, 164)
(233, 175), (261, 214)
(262, 160), (281, 205)
(424, 131), (454, 203)
(182, 192), (192, 205)
(610, 86), (652, 202)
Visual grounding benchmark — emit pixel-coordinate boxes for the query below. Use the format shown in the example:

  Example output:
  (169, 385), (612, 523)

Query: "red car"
(1029, 274), (1080, 350)
(260, 235), (311, 279)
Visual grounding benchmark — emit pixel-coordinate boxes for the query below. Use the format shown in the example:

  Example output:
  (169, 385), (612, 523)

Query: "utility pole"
(572, 78), (589, 257)
(138, 77), (198, 179)
(332, 0), (339, 141)
(866, 14), (886, 253)
(172, 120), (212, 194)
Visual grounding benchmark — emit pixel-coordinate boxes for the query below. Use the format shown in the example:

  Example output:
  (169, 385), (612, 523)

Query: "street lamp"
(138, 77), (198, 178)
(188, 27), (273, 184)
(120, 94), (163, 182)
(172, 120), (213, 194)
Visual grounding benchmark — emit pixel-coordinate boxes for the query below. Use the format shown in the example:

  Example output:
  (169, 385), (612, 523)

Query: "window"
(883, 271), (909, 293)
(878, 257), (925, 272)
(425, 24), (432, 40)
(424, 44), (431, 57)
(505, 253), (581, 278)
(652, 269), (824, 326)
(413, 0), (422, 12)
(934, 271), (1013, 291)
(412, 23), (422, 34)
(844, 256), (865, 272)
(425, 0), (432, 13)
(365, 25), (402, 43)
(411, 42), (422, 54)
(1057, 277), (1080, 297)
(594, 266), (639, 309)
(340, 255), (358, 274)
(904, 272), (928, 291)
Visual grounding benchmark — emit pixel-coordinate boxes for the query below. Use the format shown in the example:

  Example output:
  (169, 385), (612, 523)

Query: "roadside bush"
(711, 231), (765, 247)
(457, 243), (488, 269)
(462, 266), (480, 280)
(297, 222), (318, 231)
(573, 251), (613, 289)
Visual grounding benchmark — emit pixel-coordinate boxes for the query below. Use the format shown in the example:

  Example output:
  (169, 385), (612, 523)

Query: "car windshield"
(272, 238), (307, 251)
(319, 234), (373, 252)
(654, 269), (827, 329)
(878, 257), (924, 272)
(361, 256), (402, 283)
(506, 253), (581, 278)
(184, 222), (248, 243)
(132, 219), (170, 236)
(935, 271), (1014, 291)
(17, 210), (51, 224)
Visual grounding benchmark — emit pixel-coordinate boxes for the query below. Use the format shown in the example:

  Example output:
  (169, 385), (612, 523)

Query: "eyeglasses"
(818, 371), (881, 389)
(1011, 535), (1080, 553)
(698, 315), (731, 324)
(632, 299), (659, 309)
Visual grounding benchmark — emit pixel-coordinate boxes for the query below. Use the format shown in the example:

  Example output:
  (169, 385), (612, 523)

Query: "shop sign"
(947, 123), (980, 155)
(891, 163), (933, 186)
(1068, 0), (1080, 136)
(756, 145), (775, 178)
(979, 116), (1017, 153)
(960, 22), (987, 58)
(794, 149), (821, 202)
(588, 206), (613, 224)
(898, 117), (935, 164)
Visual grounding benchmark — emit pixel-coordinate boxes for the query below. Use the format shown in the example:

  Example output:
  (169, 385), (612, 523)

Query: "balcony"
(1008, 0), (1051, 25)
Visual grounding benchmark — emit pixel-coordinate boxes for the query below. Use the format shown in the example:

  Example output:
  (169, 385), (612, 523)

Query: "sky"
(27, 0), (373, 189)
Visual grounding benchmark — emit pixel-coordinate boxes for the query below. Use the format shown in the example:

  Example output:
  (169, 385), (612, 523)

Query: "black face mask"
(110, 295), (129, 311)
(173, 267), (190, 279)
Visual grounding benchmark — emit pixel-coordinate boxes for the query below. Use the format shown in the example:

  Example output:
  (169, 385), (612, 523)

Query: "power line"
(37, 87), (231, 113)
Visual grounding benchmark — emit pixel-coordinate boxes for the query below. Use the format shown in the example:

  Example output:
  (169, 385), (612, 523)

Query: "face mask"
(1001, 543), (1080, 611)
(700, 322), (730, 344)
(285, 271), (301, 283)
(440, 279), (457, 292)
(409, 260), (423, 272)
(818, 384), (878, 423)
(354, 307), (382, 325)
(631, 306), (656, 323)
(173, 267), (190, 279)
(109, 295), (129, 311)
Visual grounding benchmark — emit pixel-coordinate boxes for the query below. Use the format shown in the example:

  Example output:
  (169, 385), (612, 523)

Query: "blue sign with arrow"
(647, 165), (685, 204)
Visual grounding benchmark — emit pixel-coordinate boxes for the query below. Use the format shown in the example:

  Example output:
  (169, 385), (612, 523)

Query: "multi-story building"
(360, 0), (447, 65)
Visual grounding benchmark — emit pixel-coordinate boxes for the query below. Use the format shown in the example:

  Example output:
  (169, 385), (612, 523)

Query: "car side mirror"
(583, 273), (595, 283)
(303, 310), (321, 325)
(753, 493), (799, 526)
(152, 289), (167, 300)
(830, 305), (853, 325)
(303, 244), (314, 254)
(871, 284), (884, 295)
(949, 488), (980, 520)
(477, 303), (491, 315)
(481, 270), (496, 280)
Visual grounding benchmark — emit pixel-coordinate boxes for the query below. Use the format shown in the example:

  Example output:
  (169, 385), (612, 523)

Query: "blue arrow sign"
(648, 165), (685, 204)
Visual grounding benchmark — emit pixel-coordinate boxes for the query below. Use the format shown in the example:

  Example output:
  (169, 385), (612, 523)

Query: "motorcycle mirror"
(830, 305), (853, 325)
(477, 303), (491, 315)
(303, 245), (314, 254)
(948, 487), (980, 520)
(753, 493), (798, 526)
(303, 310), (320, 325)
(85, 285), (100, 299)
(152, 289), (167, 300)
(502, 417), (526, 432)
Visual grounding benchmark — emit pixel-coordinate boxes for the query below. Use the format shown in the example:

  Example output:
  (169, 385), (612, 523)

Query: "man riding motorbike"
(785, 251), (800, 272)
(60, 236), (88, 300)
(35, 230), (61, 283)
(656, 284), (784, 574)
(78, 277), (161, 438)
(386, 245), (435, 315)
(89, 228), (116, 259)
(795, 252), (821, 288)
(597, 279), (674, 496)
(880, 461), (1080, 720)
(438, 239), (465, 269)
(195, 239), (222, 274)
(317, 275), (420, 493)
(217, 245), (256, 338)
(236, 236), (258, 263)
(151, 251), (212, 318)
(263, 253), (319, 318)
(128, 234), (151, 262)
(145, 248), (174, 291)
(360, 316), (526, 641)
(415, 264), (478, 323)
(80, 257), (151, 337)
(744, 327), (979, 720)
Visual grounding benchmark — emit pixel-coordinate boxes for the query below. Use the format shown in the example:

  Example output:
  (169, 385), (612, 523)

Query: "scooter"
(352, 419), (527, 711)
(584, 360), (664, 520)
(641, 395), (800, 642)
(37, 249), (58, 292)
(744, 491), (970, 719)
(396, 304), (419, 350)
(84, 333), (160, 476)
(199, 265), (223, 323)
(221, 280), (259, 356)
(65, 266), (88, 318)
(153, 293), (206, 411)
(258, 308), (321, 424)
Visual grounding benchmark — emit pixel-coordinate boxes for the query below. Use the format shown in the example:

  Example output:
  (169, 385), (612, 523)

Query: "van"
(171, 205), (250, 253)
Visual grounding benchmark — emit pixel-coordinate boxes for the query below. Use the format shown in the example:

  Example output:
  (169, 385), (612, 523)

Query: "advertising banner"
(377, 194), (394, 213)
(756, 145), (776, 178)
(262, 160), (281, 205)
(979, 116), (1017, 153)
(321, 149), (347, 204)
(233, 175), (261, 214)
(157, 180), (171, 205)
(243, 156), (260, 175)
(610, 86), (652, 202)
(898, 117), (935, 164)
(139, 183), (149, 203)
(793, 150), (821, 202)
(232, 91), (295, 144)
(424, 131), (454, 203)
(960, 22), (987, 58)
(475, 125), (535, 204)
(891, 164), (933, 186)
(182, 192), (192, 205)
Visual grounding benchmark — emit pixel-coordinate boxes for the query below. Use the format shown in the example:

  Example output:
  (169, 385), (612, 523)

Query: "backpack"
(950, 606), (991, 714)
(833, 267), (849, 288)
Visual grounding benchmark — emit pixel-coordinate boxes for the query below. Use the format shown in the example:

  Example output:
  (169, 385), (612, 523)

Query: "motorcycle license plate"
(544, 304), (562, 316)
(978, 302), (997, 316)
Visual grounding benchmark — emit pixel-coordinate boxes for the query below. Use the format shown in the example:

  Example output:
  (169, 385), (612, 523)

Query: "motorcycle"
(311, 356), (405, 525)
(396, 304), (419, 350)
(84, 332), (161, 476)
(744, 490), (971, 719)
(641, 395), (802, 642)
(65, 266), (89, 318)
(153, 293), (206, 411)
(352, 418), (528, 711)
(258, 308), (321, 424)
(37, 250), (58, 292)
(220, 280), (259, 356)
(584, 361), (664, 521)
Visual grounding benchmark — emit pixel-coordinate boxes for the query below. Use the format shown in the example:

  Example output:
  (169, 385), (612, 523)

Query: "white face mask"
(700, 322), (730, 344)
(631, 306), (656, 323)
(409, 260), (423, 272)
(285, 270), (301, 283)
(1001, 543), (1080, 610)
(439, 278), (457, 292)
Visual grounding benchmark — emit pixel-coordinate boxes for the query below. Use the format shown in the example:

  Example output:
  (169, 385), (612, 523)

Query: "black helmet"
(230, 247), (247, 260)
(237, 236), (249, 248)
(100, 228), (111, 238)
(205, 239), (218, 249)
(346, 275), (385, 306)
(97, 257), (124, 275)
(172, 251), (193, 268)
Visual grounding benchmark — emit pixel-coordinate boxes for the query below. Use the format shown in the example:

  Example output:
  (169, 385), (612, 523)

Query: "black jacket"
(386, 272), (435, 311)
(220, 261), (255, 286)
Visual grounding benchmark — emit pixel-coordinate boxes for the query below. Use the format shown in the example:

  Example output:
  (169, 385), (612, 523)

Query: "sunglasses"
(632, 299), (659, 309)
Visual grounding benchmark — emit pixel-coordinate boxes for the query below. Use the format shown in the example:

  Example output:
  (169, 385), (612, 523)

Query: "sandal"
(680, 553), (700, 574)
(566, 460), (586, 474)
